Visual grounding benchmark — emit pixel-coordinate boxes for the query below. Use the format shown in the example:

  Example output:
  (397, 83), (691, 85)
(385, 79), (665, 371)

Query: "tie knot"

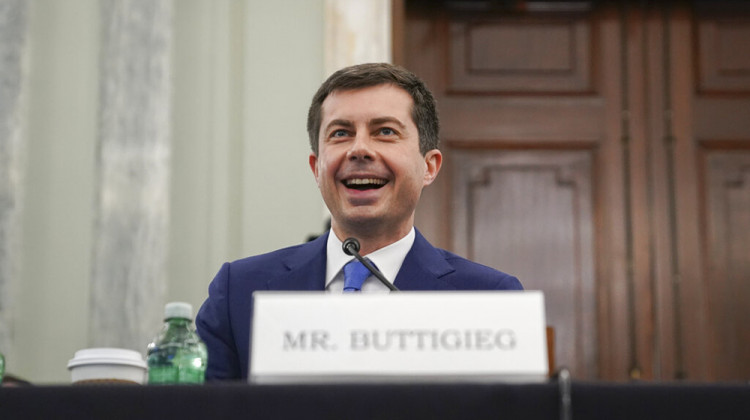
(343, 259), (372, 292)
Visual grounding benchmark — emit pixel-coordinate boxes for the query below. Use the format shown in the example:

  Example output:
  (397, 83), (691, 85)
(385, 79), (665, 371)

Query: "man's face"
(309, 84), (441, 240)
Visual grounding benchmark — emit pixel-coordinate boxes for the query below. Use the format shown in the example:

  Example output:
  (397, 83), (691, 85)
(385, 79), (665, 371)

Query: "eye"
(330, 129), (349, 138)
(379, 127), (396, 136)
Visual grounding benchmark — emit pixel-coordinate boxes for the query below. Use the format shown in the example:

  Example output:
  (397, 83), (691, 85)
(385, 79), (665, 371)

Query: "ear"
(309, 153), (320, 185)
(423, 149), (442, 186)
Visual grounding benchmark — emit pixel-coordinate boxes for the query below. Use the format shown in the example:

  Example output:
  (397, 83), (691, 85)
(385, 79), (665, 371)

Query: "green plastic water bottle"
(146, 302), (207, 384)
(0, 351), (5, 383)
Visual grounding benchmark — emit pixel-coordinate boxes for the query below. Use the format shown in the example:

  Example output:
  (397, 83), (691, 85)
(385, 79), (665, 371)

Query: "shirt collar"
(325, 227), (416, 288)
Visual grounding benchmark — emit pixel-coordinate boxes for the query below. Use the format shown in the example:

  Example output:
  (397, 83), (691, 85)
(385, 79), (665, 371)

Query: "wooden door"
(686, 3), (750, 380)
(395, 0), (750, 381)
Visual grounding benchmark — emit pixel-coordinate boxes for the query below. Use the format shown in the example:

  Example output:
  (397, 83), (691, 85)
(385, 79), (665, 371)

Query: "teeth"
(346, 178), (386, 186)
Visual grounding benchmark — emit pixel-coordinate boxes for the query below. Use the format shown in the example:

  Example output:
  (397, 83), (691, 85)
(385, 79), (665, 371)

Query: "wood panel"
(400, 0), (750, 382)
(448, 16), (593, 93)
(405, 1), (619, 381)
(439, 96), (603, 143)
(694, 13), (750, 141)
(703, 152), (750, 380)
(684, 4), (750, 380)
(696, 14), (750, 93)
(452, 150), (597, 378)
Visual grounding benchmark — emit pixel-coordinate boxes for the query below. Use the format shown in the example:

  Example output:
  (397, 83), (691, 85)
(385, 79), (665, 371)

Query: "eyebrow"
(323, 119), (354, 134)
(323, 116), (409, 136)
(370, 117), (407, 130)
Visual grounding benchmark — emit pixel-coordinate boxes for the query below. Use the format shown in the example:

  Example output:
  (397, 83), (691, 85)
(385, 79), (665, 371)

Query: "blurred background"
(0, 0), (748, 384)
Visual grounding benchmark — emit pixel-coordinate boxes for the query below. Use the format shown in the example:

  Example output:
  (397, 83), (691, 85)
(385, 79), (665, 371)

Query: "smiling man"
(196, 63), (522, 380)
(310, 83), (441, 257)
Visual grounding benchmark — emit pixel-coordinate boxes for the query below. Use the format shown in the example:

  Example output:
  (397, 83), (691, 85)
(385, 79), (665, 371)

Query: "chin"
(338, 213), (386, 231)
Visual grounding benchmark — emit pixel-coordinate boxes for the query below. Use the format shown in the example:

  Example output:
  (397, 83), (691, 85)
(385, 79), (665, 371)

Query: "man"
(196, 63), (522, 380)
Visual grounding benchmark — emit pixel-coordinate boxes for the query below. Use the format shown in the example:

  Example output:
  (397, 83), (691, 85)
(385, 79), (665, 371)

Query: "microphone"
(342, 238), (399, 291)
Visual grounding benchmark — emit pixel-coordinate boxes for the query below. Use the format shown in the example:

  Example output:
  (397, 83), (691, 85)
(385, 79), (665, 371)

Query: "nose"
(346, 132), (375, 161)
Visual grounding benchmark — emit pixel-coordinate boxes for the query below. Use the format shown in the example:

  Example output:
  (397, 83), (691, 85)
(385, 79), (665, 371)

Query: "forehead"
(320, 84), (415, 125)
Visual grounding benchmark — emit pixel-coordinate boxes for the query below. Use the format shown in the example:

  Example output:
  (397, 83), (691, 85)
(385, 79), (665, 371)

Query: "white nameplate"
(249, 291), (547, 383)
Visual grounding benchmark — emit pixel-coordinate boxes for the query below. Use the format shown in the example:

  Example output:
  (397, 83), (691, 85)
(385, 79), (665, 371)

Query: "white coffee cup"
(67, 348), (148, 384)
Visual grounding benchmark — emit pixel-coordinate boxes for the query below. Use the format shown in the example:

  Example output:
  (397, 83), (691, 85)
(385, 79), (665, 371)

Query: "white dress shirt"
(324, 228), (415, 293)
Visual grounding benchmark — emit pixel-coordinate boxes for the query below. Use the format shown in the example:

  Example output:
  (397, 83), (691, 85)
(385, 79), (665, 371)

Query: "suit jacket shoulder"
(222, 233), (328, 292)
(394, 230), (523, 291)
(196, 234), (328, 380)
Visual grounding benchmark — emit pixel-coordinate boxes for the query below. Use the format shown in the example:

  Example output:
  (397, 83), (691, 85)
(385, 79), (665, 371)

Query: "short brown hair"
(307, 63), (439, 155)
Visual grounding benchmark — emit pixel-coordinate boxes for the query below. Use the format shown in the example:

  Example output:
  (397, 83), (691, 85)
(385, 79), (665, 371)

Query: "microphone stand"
(342, 238), (399, 291)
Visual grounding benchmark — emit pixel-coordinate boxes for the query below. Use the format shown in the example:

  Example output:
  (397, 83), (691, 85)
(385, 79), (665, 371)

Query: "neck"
(332, 221), (413, 256)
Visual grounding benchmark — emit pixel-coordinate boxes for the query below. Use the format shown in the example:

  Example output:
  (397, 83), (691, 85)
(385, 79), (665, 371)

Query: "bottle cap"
(164, 302), (193, 320)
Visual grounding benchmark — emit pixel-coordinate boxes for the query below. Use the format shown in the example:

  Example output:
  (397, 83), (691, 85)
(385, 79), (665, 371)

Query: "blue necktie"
(343, 259), (371, 292)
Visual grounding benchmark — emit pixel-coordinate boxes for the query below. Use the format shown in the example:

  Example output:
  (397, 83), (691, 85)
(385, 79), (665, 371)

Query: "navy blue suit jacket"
(195, 229), (523, 380)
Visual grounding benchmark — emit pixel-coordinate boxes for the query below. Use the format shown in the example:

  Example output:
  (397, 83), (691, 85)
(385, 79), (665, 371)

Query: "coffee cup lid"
(67, 348), (147, 370)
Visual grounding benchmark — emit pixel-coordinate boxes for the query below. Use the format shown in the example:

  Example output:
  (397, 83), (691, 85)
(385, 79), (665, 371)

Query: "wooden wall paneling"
(401, 0), (750, 382)
(594, 3), (629, 381)
(694, 11), (750, 144)
(439, 96), (603, 143)
(406, 5), (452, 250)
(403, 1), (633, 381)
(669, 4), (710, 380)
(704, 152), (750, 380)
(696, 14), (750, 93)
(691, 5), (750, 381)
(447, 14), (593, 93)
(622, 4), (658, 380)
(694, 98), (750, 141)
(644, 4), (677, 381)
(451, 150), (597, 379)
(443, 6), (609, 381)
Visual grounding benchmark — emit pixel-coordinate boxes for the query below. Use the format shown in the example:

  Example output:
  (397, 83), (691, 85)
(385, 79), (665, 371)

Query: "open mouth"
(343, 178), (388, 191)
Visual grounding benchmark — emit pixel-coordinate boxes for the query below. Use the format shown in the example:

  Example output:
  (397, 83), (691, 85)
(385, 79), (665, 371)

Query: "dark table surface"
(1, 380), (748, 420)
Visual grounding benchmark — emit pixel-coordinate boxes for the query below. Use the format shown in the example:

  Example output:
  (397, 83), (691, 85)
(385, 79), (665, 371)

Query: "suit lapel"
(393, 230), (455, 291)
(264, 230), (452, 291)
(267, 232), (328, 291)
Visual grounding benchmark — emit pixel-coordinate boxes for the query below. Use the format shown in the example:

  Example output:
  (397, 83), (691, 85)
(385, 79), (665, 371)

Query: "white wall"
(17, 0), (100, 385)
(167, 0), (327, 323)
(10, 0), (326, 383)
(242, 0), (327, 257)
